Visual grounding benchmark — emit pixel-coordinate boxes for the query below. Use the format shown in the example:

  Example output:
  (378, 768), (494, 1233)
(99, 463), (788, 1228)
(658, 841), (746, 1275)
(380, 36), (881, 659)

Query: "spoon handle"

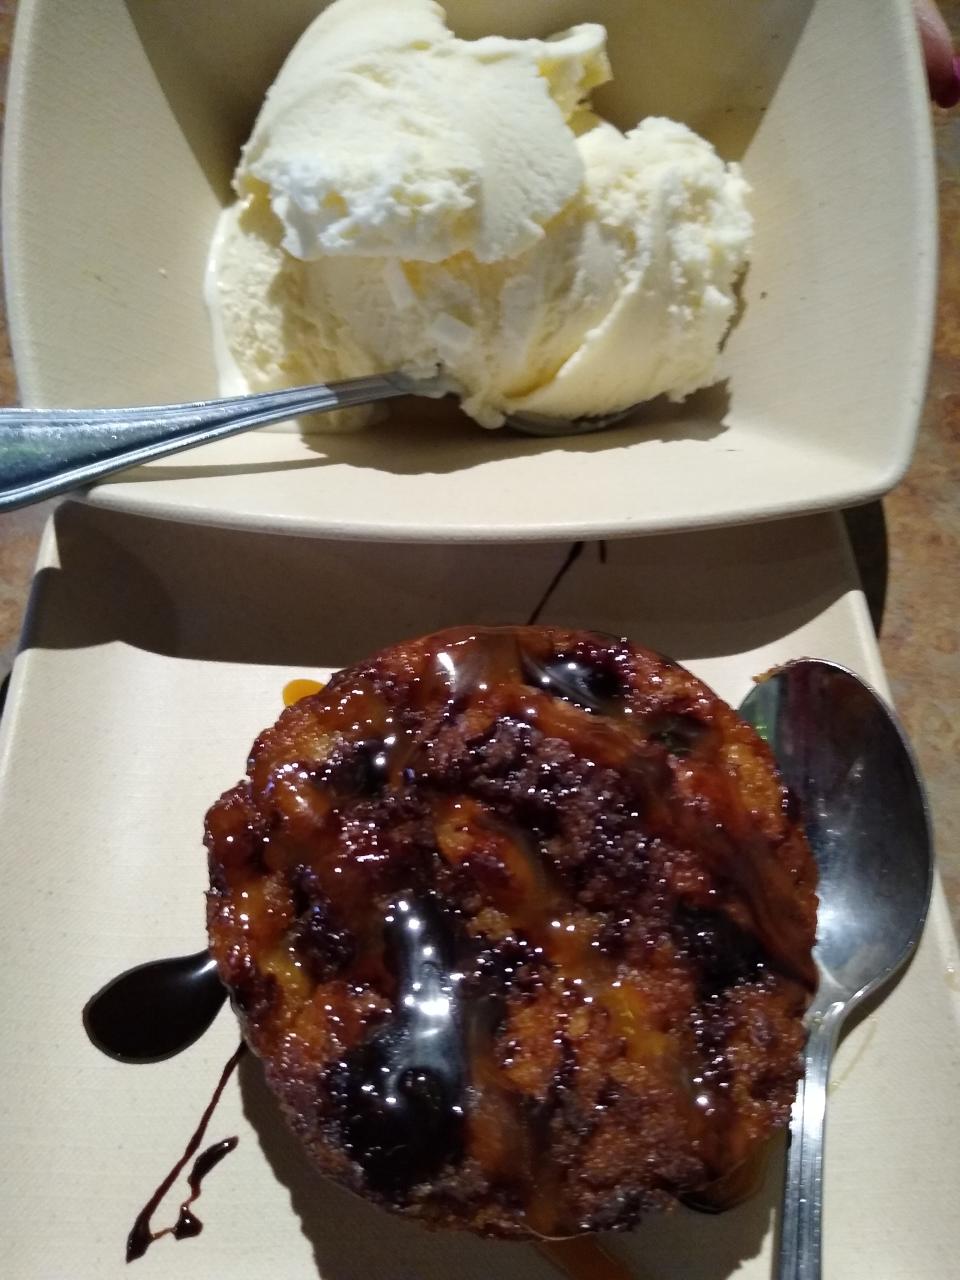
(778, 1000), (845, 1280)
(0, 372), (429, 512)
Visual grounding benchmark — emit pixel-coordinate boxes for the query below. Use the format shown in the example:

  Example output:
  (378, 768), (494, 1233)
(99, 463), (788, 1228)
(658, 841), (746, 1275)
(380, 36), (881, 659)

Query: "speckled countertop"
(0, 2), (957, 937)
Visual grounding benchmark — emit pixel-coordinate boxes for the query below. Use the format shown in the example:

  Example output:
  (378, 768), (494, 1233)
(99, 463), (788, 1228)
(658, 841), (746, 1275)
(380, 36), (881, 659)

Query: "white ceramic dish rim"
(0, 0), (939, 542)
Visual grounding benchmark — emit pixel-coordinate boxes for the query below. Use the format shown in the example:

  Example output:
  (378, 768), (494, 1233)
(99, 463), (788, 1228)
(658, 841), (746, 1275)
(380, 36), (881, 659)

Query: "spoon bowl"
(740, 658), (933, 1280)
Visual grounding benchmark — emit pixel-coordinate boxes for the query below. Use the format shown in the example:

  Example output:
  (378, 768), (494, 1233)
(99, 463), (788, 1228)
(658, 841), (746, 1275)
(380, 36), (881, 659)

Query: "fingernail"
(934, 54), (960, 109)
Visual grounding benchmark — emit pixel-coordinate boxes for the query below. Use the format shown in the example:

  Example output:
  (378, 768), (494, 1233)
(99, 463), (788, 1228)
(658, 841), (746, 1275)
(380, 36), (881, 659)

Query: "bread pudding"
(205, 626), (816, 1237)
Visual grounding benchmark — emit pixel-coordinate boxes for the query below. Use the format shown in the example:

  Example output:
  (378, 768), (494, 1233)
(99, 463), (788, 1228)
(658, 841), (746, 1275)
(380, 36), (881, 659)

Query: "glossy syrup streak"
(334, 895), (465, 1195)
(83, 950), (226, 1063)
(126, 1044), (245, 1263)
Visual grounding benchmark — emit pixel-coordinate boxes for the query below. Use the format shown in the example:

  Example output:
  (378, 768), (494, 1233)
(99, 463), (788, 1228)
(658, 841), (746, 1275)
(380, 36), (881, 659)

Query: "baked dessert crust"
(205, 626), (816, 1237)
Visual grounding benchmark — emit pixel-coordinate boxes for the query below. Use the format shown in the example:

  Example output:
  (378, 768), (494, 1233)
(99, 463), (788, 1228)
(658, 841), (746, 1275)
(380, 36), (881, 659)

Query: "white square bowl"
(2, 0), (937, 540)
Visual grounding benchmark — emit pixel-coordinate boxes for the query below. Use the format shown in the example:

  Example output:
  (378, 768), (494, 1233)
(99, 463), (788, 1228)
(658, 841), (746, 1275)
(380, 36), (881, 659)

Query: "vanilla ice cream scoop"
(207, 0), (752, 430)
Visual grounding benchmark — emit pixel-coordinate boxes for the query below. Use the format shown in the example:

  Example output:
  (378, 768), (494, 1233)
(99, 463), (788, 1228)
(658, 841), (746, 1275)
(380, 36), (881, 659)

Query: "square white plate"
(0, 504), (957, 1278)
(2, 0), (936, 540)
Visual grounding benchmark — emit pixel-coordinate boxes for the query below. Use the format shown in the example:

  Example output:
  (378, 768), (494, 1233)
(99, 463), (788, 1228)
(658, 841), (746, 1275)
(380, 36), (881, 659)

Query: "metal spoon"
(739, 659), (933, 1280)
(0, 372), (629, 512)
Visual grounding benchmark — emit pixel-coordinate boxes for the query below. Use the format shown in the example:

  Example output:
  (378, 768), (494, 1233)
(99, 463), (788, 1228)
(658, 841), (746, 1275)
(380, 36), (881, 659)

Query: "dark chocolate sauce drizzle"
(126, 1043), (245, 1263)
(526, 541), (584, 625)
(169, 1138), (240, 1241)
(521, 651), (624, 713)
(83, 950), (226, 1063)
(335, 894), (465, 1196)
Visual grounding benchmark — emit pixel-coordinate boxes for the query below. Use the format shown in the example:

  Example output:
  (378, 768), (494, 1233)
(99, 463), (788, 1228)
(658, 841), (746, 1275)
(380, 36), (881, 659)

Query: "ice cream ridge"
(207, 0), (753, 428)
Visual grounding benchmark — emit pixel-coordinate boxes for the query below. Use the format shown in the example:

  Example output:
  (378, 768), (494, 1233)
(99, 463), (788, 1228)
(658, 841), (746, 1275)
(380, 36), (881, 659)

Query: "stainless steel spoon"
(740, 659), (933, 1280)
(0, 372), (630, 512)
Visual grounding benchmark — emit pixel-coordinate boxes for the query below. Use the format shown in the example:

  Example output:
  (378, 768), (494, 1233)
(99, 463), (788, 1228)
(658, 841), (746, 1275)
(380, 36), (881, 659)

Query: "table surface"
(0, 0), (957, 938)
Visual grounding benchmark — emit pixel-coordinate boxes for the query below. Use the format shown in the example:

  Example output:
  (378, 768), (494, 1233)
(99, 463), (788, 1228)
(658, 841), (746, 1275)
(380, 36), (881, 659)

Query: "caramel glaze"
(283, 678), (325, 707)
(205, 626), (817, 1238)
